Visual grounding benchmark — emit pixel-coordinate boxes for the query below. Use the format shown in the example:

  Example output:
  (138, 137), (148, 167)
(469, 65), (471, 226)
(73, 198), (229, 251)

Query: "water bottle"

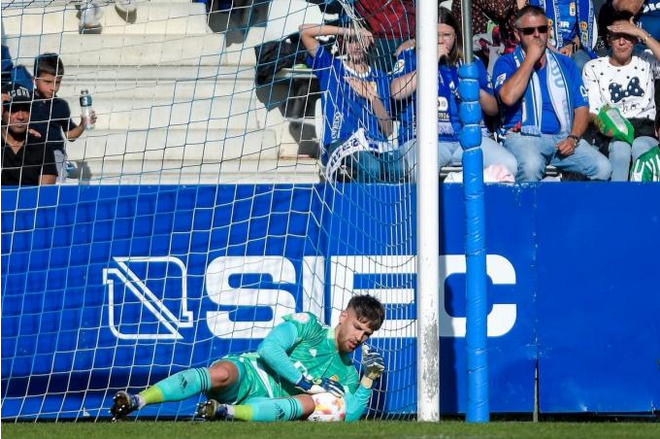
(79, 90), (95, 130)
(65, 161), (77, 178)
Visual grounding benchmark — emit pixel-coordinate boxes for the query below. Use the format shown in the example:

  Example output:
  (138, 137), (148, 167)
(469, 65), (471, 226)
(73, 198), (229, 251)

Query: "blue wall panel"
(535, 184), (660, 413)
(437, 185), (537, 414)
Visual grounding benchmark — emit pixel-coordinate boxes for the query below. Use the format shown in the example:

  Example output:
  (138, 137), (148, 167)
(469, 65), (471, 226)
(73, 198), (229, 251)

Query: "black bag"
(254, 37), (308, 86)
(630, 117), (656, 138)
(305, 0), (343, 14)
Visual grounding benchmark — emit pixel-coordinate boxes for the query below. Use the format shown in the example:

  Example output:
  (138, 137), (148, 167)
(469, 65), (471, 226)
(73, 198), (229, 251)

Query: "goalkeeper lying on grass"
(111, 295), (385, 422)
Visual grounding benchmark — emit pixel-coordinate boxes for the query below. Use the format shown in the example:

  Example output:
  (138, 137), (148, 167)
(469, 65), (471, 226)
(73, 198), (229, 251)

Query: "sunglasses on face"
(608, 32), (636, 43)
(517, 25), (549, 36)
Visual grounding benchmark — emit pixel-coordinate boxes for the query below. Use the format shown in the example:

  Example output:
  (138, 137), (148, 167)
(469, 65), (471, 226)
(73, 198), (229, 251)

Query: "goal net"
(1, 0), (419, 420)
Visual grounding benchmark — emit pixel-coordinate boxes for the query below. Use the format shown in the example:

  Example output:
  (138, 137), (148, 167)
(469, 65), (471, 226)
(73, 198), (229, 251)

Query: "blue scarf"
(513, 47), (574, 136)
(437, 64), (459, 136)
(537, 0), (595, 56)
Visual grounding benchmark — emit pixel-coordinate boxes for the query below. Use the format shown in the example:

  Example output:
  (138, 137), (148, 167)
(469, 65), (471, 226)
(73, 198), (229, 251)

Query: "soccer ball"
(307, 392), (346, 422)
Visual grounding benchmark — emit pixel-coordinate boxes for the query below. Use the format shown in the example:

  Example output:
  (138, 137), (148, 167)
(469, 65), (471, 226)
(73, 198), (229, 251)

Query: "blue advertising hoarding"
(535, 184), (660, 413)
(1, 183), (658, 419)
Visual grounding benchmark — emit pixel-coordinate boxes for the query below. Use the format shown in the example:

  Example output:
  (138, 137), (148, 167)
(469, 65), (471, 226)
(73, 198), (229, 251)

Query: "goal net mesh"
(1, 0), (418, 420)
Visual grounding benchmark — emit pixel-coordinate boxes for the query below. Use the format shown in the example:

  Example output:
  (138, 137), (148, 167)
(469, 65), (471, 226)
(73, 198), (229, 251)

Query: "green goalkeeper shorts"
(206, 354), (292, 404)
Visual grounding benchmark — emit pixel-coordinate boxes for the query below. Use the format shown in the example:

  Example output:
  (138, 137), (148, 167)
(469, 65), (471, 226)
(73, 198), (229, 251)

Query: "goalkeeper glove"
(295, 376), (344, 398)
(362, 345), (385, 381)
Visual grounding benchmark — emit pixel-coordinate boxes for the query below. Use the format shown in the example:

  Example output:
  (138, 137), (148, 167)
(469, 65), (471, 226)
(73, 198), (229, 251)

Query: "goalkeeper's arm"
(257, 321), (343, 397)
(257, 321), (304, 384)
(343, 346), (385, 422)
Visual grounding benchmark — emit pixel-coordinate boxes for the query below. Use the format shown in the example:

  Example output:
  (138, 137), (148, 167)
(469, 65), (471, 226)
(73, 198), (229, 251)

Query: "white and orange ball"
(307, 392), (346, 422)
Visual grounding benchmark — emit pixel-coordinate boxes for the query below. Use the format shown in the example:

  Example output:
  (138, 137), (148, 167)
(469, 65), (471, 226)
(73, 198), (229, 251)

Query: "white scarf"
(513, 47), (574, 136)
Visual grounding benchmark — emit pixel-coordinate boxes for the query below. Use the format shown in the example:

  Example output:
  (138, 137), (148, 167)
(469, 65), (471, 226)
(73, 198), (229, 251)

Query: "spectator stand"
(254, 0), (341, 160)
(3, 0), (328, 184)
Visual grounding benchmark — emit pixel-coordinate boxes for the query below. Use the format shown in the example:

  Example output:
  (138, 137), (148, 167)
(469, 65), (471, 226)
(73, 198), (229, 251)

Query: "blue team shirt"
(391, 48), (492, 145)
(641, 0), (660, 40)
(492, 52), (588, 134)
(306, 46), (390, 151)
(530, 0), (579, 47)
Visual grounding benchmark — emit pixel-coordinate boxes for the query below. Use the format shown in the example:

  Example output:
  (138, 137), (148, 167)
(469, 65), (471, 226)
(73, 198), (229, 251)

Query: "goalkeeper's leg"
(197, 395), (315, 422)
(111, 360), (241, 420)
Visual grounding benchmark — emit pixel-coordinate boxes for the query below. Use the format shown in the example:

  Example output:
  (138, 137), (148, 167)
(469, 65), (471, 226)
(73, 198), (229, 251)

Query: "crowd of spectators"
(303, 0), (660, 182)
(3, 0), (660, 184)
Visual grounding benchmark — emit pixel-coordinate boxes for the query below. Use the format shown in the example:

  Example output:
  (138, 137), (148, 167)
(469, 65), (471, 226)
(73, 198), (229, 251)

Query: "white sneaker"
(79, 1), (103, 33)
(115, 0), (137, 15)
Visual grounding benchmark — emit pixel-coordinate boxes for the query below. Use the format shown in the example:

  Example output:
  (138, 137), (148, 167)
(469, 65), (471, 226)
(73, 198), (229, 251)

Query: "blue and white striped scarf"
(513, 47), (574, 136)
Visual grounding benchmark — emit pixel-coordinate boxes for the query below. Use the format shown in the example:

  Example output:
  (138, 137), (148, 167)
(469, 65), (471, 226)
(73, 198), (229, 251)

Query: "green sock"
(139, 368), (211, 405)
(232, 397), (304, 422)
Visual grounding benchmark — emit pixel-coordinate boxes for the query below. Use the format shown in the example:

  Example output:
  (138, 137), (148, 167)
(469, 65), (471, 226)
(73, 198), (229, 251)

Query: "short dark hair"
(514, 5), (547, 28)
(347, 294), (385, 331)
(605, 9), (635, 29)
(34, 53), (65, 77)
(604, 11), (637, 47)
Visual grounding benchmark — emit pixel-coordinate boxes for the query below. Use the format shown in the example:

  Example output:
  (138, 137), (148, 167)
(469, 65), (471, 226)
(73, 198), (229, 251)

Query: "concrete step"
(5, 33), (226, 67)
(53, 65), (257, 98)
(6, 28), (270, 69)
(70, 126), (280, 161)
(92, 104), (265, 132)
(2, 3), (211, 35)
(52, 93), (265, 129)
(56, 96), (263, 131)
(68, 157), (321, 184)
(221, 27), (268, 67)
(52, 89), (286, 135)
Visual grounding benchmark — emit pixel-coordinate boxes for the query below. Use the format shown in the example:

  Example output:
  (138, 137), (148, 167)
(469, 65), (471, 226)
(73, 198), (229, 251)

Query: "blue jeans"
(402, 136), (518, 179)
(609, 136), (659, 181)
(504, 133), (612, 182)
(327, 142), (405, 183)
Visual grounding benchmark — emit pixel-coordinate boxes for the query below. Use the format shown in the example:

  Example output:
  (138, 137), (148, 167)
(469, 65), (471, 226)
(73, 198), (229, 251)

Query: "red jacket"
(354, 0), (416, 39)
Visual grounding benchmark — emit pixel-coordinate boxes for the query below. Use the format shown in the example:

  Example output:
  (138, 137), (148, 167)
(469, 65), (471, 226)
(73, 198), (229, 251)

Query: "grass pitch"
(2, 420), (659, 439)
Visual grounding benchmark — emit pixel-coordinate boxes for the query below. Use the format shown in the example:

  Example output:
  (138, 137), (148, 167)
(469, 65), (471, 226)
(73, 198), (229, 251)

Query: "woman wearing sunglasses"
(582, 10), (660, 180)
(390, 7), (517, 180)
(493, 5), (612, 181)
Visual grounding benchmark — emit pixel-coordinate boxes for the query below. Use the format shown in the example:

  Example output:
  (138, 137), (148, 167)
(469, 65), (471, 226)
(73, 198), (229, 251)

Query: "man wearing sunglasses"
(493, 5), (612, 182)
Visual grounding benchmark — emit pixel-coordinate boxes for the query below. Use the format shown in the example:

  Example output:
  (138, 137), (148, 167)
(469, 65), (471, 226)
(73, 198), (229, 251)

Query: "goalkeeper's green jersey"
(216, 312), (359, 400)
(263, 312), (359, 396)
(212, 312), (372, 420)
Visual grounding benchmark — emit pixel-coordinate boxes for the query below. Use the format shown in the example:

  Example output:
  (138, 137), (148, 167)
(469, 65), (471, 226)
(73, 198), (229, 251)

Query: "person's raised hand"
(437, 42), (450, 62)
(526, 38), (546, 63)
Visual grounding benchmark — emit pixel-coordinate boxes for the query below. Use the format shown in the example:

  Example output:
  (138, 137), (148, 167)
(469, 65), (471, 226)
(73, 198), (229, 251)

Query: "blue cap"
(2, 82), (32, 110)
